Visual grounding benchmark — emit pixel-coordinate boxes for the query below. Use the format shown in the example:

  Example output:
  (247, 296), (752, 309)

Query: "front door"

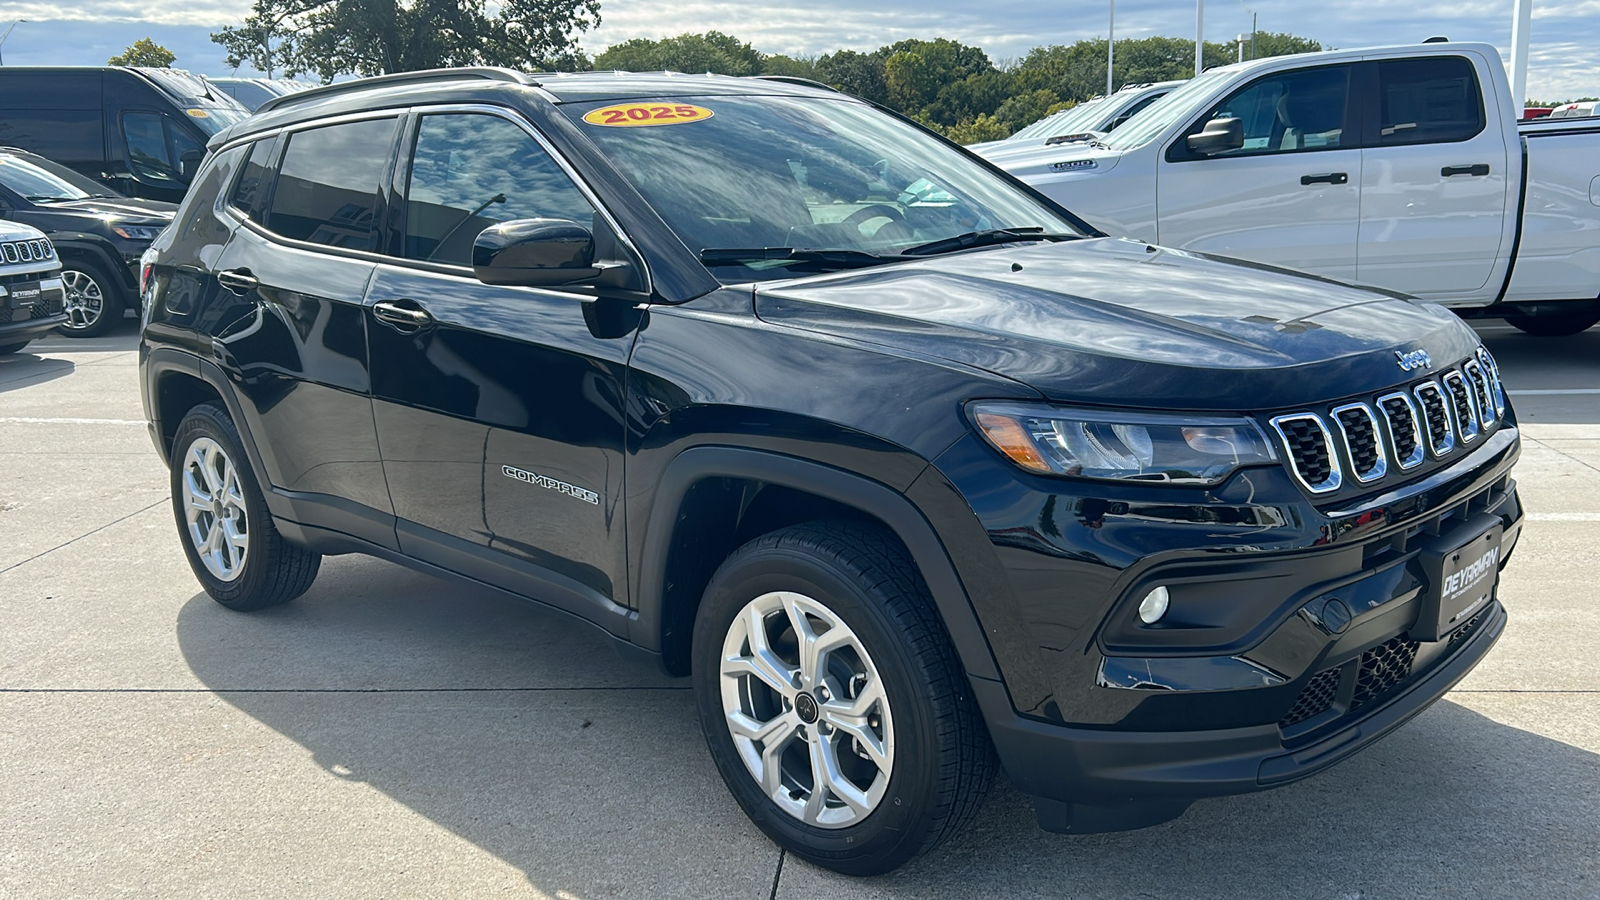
(1356, 55), (1512, 299)
(365, 110), (636, 616)
(1157, 64), (1361, 281)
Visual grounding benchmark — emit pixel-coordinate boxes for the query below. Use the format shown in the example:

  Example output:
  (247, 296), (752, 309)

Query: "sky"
(0, 0), (1595, 101)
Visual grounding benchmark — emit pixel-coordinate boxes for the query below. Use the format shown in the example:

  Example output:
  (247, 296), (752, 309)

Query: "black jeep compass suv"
(138, 68), (1523, 875)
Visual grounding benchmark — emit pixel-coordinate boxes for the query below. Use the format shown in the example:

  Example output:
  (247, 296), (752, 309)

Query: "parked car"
(1546, 100), (1597, 119)
(996, 43), (1600, 335)
(969, 81), (1184, 156)
(207, 77), (315, 112)
(1521, 106), (1553, 119)
(0, 221), (66, 354)
(0, 67), (249, 203)
(0, 147), (175, 335)
(141, 69), (1522, 875)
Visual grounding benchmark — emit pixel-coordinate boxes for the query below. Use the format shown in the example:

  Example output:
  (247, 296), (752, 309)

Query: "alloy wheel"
(181, 437), (249, 582)
(719, 590), (894, 828)
(61, 270), (105, 331)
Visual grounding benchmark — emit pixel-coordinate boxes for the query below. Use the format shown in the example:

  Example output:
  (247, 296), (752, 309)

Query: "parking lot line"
(0, 416), (145, 425)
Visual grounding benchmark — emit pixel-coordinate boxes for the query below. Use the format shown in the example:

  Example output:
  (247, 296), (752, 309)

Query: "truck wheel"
(692, 521), (994, 876)
(0, 341), (30, 355)
(58, 260), (125, 337)
(170, 403), (321, 610)
(1504, 309), (1600, 336)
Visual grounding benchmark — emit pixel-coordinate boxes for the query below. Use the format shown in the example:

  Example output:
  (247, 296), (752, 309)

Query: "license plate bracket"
(1416, 512), (1502, 642)
(7, 281), (41, 309)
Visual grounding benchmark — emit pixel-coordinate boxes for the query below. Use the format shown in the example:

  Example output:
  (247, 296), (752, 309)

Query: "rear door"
(1157, 64), (1362, 280)
(1355, 55), (1513, 299)
(365, 108), (636, 617)
(207, 115), (400, 548)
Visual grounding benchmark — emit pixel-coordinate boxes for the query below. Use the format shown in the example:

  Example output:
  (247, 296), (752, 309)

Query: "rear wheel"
(1504, 309), (1600, 336)
(57, 260), (125, 337)
(170, 403), (321, 610)
(692, 521), (994, 876)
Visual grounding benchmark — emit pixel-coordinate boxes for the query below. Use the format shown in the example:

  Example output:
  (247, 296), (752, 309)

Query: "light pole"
(1238, 1), (1256, 61)
(1195, 0), (1205, 76)
(1510, 0), (1532, 115)
(1107, 0), (1115, 96)
(0, 20), (28, 66)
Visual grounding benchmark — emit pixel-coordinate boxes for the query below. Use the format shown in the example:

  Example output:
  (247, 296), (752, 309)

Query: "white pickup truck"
(999, 42), (1600, 335)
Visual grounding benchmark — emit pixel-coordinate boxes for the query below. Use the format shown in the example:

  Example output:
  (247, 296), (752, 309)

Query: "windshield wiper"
(24, 195), (75, 203)
(699, 247), (896, 271)
(899, 227), (1078, 257)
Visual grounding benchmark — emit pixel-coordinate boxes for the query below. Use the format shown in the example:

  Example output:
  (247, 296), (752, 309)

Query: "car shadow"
(0, 349), (73, 394)
(177, 555), (1600, 898)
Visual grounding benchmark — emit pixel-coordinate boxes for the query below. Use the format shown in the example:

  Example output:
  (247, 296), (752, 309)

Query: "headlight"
(112, 224), (166, 241)
(970, 402), (1276, 485)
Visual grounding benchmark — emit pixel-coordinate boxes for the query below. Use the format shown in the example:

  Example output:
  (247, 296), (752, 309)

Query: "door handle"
(217, 268), (258, 296)
(1441, 164), (1491, 177)
(372, 299), (434, 333)
(1300, 172), (1349, 185)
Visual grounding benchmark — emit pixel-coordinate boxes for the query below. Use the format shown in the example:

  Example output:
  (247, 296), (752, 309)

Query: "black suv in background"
(0, 147), (175, 335)
(0, 67), (249, 203)
(139, 69), (1523, 875)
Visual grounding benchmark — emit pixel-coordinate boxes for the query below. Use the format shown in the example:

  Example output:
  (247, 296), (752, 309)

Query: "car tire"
(57, 259), (125, 337)
(1504, 309), (1600, 337)
(170, 403), (321, 610)
(0, 341), (30, 355)
(692, 520), (994, 876)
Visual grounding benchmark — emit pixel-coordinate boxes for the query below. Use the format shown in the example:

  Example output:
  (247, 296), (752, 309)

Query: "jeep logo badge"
(1395, 349), (1432, 372)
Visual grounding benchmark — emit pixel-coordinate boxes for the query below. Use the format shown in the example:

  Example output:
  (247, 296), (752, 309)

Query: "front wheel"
(170, 403), (321, 610)
(692, 521), (994, 876)
(57, 260), (125, 337)
(1504, 309), (1600, 337)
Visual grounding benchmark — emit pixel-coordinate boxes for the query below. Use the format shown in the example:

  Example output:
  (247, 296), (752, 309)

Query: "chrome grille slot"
(2, 243), (16, 263)
(1443, 371), (1481, 443)
(1377, 392), (1426, 470)
(1475, 348), (1506, 418)
(1461, 360), (1495, 427)
(1413, 382), (1455, 457)
(1270, 414), (1342, 493)
(1332, 402), (1386, 482)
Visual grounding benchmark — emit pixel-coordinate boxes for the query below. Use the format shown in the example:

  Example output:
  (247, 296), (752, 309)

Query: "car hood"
(42, 197), (178, 221)
(989, 142), (1123, 179)
(753, 237), (1480, 411)
(0, 219), (47, 241)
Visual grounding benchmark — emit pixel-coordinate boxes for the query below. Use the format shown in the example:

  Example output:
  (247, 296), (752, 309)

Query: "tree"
(883, 38), (992, 115)
(814, 49), (890, 105)
(594, 31), (763, 76)
(109, 38), (176, 68)
(212, 0), (601, 81)
(761, 54), (819, 81)
(943, 113), (1010, 145)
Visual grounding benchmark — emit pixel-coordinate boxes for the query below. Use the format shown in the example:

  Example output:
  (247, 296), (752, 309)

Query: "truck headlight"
(112, 224), (166, 242)
(970, 402), (1276, 485)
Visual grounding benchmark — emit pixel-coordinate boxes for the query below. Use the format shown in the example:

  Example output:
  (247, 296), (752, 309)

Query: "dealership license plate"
(1431, 522), (1502, 639)
(7, 281), (41, 309)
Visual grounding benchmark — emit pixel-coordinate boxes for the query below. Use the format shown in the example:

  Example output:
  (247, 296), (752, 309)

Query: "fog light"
(1138, 586), (1170, 624)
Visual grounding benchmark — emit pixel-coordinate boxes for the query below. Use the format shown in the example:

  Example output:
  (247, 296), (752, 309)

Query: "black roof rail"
(254, 67), (530, 115)
(753, 75), (841, 93)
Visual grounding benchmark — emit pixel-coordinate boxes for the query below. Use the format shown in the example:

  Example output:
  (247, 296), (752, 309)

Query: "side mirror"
(473, 218), (603, 287)
(1186, 116), (1245, 155)
(179, 149), (205, 183)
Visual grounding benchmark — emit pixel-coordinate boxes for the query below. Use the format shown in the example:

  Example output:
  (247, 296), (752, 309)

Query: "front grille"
(1333, 404), (1385, 482)
(1280, 667), (1341, 728)
(1350, 635), (1420, 712)
(0, 238), (54, 265)
(1270, 414), (1340, 492)
(1414, 383), (1453, 455)
(1378, 393), (1425, 469)
(1444, 372), (1481, 443)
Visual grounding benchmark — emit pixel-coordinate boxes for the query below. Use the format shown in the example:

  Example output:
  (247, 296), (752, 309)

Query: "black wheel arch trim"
(50, 237), (134, 292)
(632, 445), (1002, 682)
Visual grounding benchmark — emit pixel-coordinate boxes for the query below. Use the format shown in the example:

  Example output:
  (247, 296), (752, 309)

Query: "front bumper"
(0, 276), (67, 342)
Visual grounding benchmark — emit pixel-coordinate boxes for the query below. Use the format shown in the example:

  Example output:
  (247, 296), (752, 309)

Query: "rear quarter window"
(265, 117), (397, 250)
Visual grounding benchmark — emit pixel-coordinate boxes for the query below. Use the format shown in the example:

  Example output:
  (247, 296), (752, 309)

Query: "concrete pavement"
(1, 322), (1597, 898)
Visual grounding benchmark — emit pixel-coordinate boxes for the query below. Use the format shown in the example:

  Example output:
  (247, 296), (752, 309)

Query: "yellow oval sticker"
(186, 108), (210, 118)
(582, 103), (714, 127)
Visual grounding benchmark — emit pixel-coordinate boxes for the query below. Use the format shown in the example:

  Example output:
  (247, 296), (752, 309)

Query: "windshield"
(181, 104), (250, 135)
(1009, 98), (1107, 141)
(564, 95), (1088, 281)
(0, 154), (108, 201)
(1102, 71), (1230, 150)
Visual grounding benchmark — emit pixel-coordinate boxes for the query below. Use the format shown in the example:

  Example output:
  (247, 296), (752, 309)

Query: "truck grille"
(1267, 351), (1506, 497)
(0, 238), (55, 264)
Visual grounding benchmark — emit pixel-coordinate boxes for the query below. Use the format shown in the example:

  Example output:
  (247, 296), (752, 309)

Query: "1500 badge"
(502, 465), (600, 505)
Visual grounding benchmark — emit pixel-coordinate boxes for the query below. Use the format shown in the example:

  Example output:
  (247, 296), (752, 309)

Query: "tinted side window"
(0, 111), (102, 165)
(229, 139), (277, 220)
(1376, 57), (1485, 145)
(266, 118), (397, 250)
(402, 113), (596, 265)
(1180, 66), (1349, 157)
(1109, 92), (1164, 130)
(124, 112), (176, 181)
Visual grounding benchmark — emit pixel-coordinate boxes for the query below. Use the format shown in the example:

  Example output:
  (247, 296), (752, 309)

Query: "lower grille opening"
(1280, 667), (1341, 728)
(1351, 635), (1421, 713)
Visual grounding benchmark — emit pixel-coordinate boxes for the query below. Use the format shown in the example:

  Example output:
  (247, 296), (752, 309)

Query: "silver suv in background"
(0, 220), (66, 354)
